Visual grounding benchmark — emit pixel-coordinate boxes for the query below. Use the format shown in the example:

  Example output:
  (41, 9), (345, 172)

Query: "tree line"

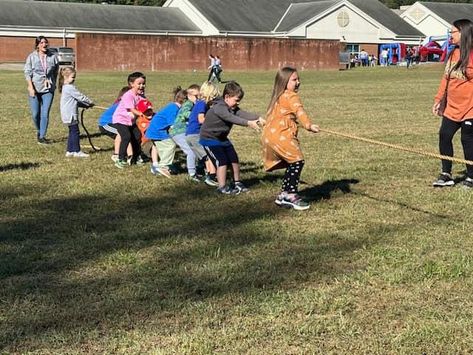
(36, 0), (473, 8)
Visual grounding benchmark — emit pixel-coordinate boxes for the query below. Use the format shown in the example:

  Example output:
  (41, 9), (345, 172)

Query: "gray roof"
(189, 0), (293, 33)
(0, 0), (201, 33)
(275, 1), (338, 32)
(347, 0), (423, 36)
(189, 0), (422, 37)
(420, 2), (473, 24)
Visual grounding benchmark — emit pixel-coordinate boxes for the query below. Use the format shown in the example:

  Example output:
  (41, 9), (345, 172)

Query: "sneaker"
(188, 174), (202, 183)
(217, 185), (239, 195)
(136, 156), (145, 165)
(275, 193), (310, 210)
(432, 172), (454, 187)
(204, 175), (219, 187)
(74, 151), (89, 158)
(65, 151), (75, 157)
(461, 177), (473, 188)
(234, 181), (249, 193)
(111, 154), (119, 163)
(157, 166), (172, 179)
(127, 156), (133, 165)
(115, 159), (128, 169)
(37, 138), (51, 145)
(150, 164), (159, 175)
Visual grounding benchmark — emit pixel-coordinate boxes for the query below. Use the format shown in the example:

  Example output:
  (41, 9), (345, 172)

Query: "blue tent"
(379, 43), (404, 65)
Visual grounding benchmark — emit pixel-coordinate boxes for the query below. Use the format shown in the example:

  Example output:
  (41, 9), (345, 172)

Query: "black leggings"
(282, 160), (304, 194)
(439, 116), (473, 177)
(115, 123), (141, 160)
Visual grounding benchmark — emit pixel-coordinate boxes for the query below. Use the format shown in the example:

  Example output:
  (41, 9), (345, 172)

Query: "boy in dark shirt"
(200, 81), (265, 194)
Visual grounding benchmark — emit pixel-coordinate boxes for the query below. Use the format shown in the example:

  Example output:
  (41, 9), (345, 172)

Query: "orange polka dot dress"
(262, 90), (313, 172)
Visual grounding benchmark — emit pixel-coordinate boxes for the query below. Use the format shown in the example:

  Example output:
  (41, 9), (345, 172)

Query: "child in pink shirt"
(112, 72), (146, 168)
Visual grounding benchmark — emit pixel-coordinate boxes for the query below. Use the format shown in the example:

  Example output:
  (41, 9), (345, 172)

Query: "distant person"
(207, 54), (216, 82)
(261, 67), (319, 211)
(432, 19), (473, 188)
(370, 54), (377, 67)
(405, 47), (413, 68)
(381, 48), (389, 66)
(359, 49), (369, 67)
(24, 35), (59, 144)
(59, 66), (94, 158)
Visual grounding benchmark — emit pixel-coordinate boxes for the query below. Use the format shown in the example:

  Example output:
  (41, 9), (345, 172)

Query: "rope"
(319, 127), (473, 166)
(80, 108), (100, 151)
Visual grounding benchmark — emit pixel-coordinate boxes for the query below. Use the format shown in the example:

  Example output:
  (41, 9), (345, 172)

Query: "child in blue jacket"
(145, 87), (187, 177)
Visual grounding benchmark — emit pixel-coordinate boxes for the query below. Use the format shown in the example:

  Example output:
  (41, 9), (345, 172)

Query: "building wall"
(0, 36), (75, 62)
(400, 3), (448, 37)
(75, 33), (340, 71)
(304, 5), (393, 43)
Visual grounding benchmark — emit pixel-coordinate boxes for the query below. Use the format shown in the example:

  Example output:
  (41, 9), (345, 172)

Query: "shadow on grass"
(0, 162), (40, 172)
(300, 178), (360, 202)
(0, 180), (376, 350)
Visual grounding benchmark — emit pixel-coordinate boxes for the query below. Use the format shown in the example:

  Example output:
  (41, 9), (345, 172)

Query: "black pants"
(439, 116), (473, 177)
(115, 123), (141, 160)
(282, 160), (304, 193)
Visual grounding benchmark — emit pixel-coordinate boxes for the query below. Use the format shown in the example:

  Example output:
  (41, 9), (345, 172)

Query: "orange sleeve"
(287, 92), (312, 130)
(434, 75), (448, 103)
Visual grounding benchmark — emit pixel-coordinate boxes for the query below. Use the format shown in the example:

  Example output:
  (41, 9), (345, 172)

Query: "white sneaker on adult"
(65, 151), (75, 157)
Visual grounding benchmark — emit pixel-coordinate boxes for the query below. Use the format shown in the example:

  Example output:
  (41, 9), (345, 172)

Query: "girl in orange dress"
(262, 67), (319, 210)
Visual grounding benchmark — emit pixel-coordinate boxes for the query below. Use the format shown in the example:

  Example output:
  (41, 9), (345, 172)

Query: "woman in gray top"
(24, 36), (59, 144)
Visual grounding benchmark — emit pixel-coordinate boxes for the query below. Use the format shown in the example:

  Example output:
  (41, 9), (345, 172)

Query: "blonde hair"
(266, 67), (297, 116)
(58, 66), (76, 93)
(200, 81), (220, 103)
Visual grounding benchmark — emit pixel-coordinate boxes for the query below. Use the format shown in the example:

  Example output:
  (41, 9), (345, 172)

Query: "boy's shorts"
(185, 134), (207, 161)
(99, 123), (118, 138)
(141, 140), (153, 158)
(203, 143), (239, 168)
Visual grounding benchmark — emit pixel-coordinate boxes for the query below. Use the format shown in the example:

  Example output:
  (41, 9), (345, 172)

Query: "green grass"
(2, 65), (473, 353)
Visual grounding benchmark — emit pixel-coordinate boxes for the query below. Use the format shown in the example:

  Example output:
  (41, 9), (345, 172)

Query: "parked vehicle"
(49, 47), (75, 66)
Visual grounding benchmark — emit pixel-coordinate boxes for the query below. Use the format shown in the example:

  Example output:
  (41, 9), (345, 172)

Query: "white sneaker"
(150, 164), (159, 175)
(74, 151), (89, 158)
(111, 154), (119, 163)
(65, 151), (75, 157)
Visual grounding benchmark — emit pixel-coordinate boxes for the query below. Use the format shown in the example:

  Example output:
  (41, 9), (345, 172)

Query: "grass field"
(2, 64), (473, 354)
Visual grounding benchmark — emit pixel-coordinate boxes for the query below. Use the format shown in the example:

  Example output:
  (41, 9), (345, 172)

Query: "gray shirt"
(200, 98), (259, 141)
(60, 84), (93, 125)
(24, 50), (59, 93)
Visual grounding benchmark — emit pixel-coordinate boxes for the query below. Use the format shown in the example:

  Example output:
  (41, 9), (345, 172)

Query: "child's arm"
(69, 85), (94, 108)
(213, 104), (256, 127)
(288, 92), (318, 132)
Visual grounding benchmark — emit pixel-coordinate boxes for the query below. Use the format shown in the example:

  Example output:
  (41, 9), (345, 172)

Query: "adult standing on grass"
(432, 19), (473, 188)
(261, 67), (319, 210)
(24, 36), (59, 145)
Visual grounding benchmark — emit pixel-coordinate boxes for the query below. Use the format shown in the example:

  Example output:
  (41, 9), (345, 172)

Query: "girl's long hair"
(266, 67), (297, 116)
(452, 19), (473, 78)
(58, 66), (76, 93)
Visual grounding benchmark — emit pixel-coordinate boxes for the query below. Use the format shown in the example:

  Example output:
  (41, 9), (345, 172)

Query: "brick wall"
(0, 33), (340, 71)
(0, 36), (75, 62)
(76, 33), (340, 71)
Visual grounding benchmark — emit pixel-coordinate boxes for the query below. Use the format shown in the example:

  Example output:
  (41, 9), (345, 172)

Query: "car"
(49, 46), (75, 66)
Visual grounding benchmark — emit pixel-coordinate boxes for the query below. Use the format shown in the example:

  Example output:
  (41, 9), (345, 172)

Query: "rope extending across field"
(87, 106), (473, 166)
(319, 127), (473, 166)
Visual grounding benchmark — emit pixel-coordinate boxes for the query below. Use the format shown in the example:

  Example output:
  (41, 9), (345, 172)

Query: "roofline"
(284, 0), (422, 38)
(273, 3), (295, 32)
(0, 26), (202, 36)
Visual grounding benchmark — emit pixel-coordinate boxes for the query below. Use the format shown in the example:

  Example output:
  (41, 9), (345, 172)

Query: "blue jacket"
(145, 102), (180, 140)
(98, 102), (119, 126)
